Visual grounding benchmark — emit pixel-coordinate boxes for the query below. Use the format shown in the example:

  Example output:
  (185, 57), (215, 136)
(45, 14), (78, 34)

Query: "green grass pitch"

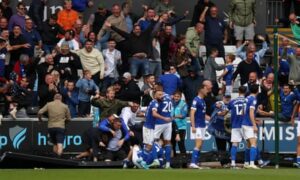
(0, 169), (300, 180)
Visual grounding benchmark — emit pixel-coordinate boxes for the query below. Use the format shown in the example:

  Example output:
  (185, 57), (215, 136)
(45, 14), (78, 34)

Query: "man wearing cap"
(76, 39), (105, 86)
(117, 72), (144, 102)
(38, 93), (71, 157)
(41, 14), (65, 54)
(54, 42), (82, 81)
(57, 0), (79, 31)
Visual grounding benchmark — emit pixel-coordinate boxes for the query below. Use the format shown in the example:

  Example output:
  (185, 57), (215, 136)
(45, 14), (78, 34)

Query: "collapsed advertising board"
(0, 119), (298, 154)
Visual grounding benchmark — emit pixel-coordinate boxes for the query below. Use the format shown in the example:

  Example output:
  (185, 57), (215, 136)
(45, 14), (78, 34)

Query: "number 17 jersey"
(228, 96), (247, 129)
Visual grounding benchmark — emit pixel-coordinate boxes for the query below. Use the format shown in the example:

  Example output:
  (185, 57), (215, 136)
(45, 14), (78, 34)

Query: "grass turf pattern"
(0, 169), (300, 180)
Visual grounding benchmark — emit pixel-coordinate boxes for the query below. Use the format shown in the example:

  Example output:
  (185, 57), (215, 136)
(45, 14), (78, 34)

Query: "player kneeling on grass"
(142, 88), (172, 169)
(132, 140), (165, 169)
(38, 93), (71, 157)
(189, 84), (210, 169)
(242, 84), (260, 169)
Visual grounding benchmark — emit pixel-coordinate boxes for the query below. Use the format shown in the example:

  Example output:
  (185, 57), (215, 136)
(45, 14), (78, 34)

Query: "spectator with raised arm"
(190, 0), (215, 27)
(57, 30), (80, 51)
(232, 51), (262, 86)
(104, 17), (162, 78)
(41, 14), (65, 54)
(185, 22), (204, 73)
(200, 6), (227, 58)
(91, 87), (132, 120)
(236, 35), (268, 65)
(88, 4), (111, 36)
(97, 4), (127, 44)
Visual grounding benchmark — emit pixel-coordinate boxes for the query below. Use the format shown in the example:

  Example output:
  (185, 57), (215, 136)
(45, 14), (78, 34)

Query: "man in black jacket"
(232, 51), (262, 86)
(28, 0), (47, 31)
(41, 14), (65, 54)
(54, 43), (82, 82)
(104, 18), (161, 78)
(117, 72), (144, 103)
(182, 67), (203, 108)
(35, 54), (55, 87)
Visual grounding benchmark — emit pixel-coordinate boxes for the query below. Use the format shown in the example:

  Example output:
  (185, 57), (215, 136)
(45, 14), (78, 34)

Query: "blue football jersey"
(191, 96), (206, 128)
(223, 64), (234, 85)
(228, 96), (247, 129)
(138, 143), (164, 165)
(210, 101), (228, 131)
(242, 95), (257, 126)
(280, 90), (297, 118)
(155, 94), (173, 125)
(144, 100), (159, 129)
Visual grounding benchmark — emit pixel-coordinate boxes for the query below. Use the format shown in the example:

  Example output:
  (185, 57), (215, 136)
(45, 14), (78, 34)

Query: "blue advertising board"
(0, 118), (298, 154)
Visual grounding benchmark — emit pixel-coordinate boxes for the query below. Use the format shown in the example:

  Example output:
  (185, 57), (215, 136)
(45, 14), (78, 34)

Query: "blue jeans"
(101, 76), (116, 92)
(43, 44), (55, 54)
(149, 61), (162, 78)
(129, 57), (150, 77)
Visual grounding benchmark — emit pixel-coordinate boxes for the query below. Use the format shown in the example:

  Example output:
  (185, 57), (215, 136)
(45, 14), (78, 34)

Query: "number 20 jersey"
(155, 94), (173, 125)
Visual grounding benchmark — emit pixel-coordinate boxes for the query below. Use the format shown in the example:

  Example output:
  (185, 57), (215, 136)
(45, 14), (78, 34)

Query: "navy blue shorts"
(48, 128), (65, 145)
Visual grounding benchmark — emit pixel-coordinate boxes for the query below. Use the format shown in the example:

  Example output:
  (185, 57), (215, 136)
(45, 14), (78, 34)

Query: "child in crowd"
(219, 54), (235, 95)
(76, 70), (99, 117)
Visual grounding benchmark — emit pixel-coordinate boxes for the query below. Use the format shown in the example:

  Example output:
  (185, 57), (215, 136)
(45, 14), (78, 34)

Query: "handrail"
(277, 33), (300, 45)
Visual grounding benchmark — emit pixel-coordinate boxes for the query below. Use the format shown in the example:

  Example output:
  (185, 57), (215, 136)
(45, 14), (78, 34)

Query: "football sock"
(165, 145), (172, 163)
(244, 148), (250, 164)
(250, 147), (257, 166)
(191, 149), (200, 164)
(231, 146), (237, 166)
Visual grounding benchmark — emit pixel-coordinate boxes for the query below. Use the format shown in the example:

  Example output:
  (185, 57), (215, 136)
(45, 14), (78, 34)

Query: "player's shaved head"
(202, 80), (212, 93)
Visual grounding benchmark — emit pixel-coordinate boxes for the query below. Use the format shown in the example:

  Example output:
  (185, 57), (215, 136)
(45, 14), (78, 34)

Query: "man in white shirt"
(102, 39), (121, 91)
(120, 101), (143, 145)
(57, 30), (79, 51)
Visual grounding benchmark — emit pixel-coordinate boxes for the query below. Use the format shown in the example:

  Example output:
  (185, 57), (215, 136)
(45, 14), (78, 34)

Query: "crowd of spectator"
(0, 0), (300, 167)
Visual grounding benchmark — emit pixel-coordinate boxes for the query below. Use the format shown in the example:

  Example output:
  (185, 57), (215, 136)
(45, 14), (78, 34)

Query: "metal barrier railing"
(267, 0), (283, 27)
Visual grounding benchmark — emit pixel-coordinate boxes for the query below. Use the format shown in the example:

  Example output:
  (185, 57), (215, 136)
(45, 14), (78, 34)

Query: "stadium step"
(266, 28), (294, 46)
